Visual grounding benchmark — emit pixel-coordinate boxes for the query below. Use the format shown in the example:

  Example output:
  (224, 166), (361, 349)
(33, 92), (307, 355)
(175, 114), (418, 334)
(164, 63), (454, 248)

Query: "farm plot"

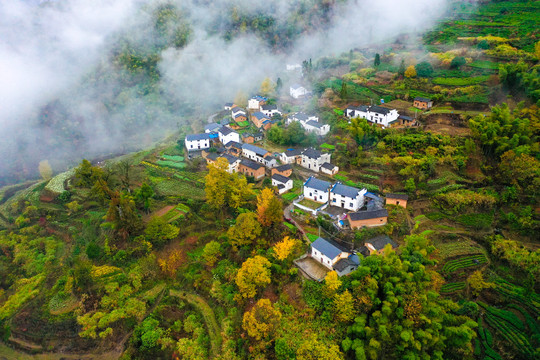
(479, 301), (538, 358)
(440, 282), (466, 294)
(442, 254), (487, 274)
(162, 203), (191, 222)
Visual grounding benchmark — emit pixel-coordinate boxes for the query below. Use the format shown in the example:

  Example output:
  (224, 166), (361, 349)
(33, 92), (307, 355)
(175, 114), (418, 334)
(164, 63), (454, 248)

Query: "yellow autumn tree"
(296, 336), (344, 360)
(158, 249), (185, 278)
(260, 77), (274, 96)
(229, 175), (254, 209)
(535, 41), (540, 59)
(38, 160), (53, 180)
(333, 290), (356, 323)
(242, 298), (282, 341)
(202, 241), (221, 267)
(323, 271), (342, 298)
(227, 212), (262, 249)
(256, 188), (283, 227)
(236, 255), (271, 298)
(405, 65), (417, 78)
(205, 158), (230, 209)
(468, 270), (494, 296)
(273, 236), (297, 261)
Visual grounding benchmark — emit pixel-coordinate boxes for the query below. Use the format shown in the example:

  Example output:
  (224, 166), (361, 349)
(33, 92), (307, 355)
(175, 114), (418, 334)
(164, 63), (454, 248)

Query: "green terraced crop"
(441, 282), (466, 293)
(442, 254), (487, 273)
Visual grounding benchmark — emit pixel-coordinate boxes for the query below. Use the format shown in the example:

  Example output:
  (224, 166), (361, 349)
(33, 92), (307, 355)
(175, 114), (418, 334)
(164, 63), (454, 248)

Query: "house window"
(320, 196), (323, 200)
(333, 199), (336, 203)
(309, 193), (312, 197)
(350, 203), (353, 207)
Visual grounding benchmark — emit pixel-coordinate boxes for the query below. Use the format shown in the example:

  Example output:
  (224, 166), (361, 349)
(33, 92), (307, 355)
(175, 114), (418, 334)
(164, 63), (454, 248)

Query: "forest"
(0, 0), (538, 359)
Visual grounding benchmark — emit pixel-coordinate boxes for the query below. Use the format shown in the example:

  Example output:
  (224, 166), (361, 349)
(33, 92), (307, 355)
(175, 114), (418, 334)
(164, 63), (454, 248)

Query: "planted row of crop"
(494, 280), (540, 318)
(506, 304), (540, 337)
(442, 254), (486, 273)
(440, 282), (465, 293)
(477, 324), (501, 360)
(480, 303), (536, 358)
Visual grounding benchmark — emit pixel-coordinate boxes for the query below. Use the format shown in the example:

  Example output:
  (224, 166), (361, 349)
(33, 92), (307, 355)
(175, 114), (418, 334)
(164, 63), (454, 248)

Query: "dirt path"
(284, 203), (311, 245)
(169, 289), (222, 358)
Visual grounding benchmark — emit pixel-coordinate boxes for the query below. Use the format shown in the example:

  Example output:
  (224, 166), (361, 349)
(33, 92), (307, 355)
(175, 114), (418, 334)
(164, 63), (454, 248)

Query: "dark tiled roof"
(357, 246), (370, 257)
(251, 95), (267, 101)
(204, 123), (220, 132)
(264, 155), (275, 161)
(312, 237), (345, 259)
(276, 164), (292, 172)
(398, 115), (413, 121)
(261, 104), (277, 111)
(349, 209), (388, 221)
(240, 158), (263, 170)
(305, 120), (323, 128)
(414, 97), (431, 102)
(251, 111), (268, 120)
(369, 106), (391, 115)
(231, 106), (245, 113)
(219, 126), (234, 135)
(224, 102), (233, 107)
(331, 183), (361, 198)
(225, 141), (242, 149)
(242, 133), (254, 138)
(292, 112), (310, 121)
(387, 193), (409, 200)
(333, 258), (355, 272)
(242, 143), (269, 157)
(233, 113), (246, 119)
(321, 162), (336, 170)
(366, 235), (397, 250)
(272, 174), (290, 184)
(304, 176), (331, 192)
(220, 154), (240, 164)
(284, 149), (302, 157)
(186, 133), (210, 141)
(302, 148), (322, 159)
(206, 153), (219, 161)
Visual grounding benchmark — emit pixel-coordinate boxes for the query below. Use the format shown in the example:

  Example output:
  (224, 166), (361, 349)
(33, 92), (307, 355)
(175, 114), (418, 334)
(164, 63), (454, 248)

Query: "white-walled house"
(330, 183), (367, 211)
(310, 237), (359, 276)
(231, 106), (246, 117)
(219, 154), (241, 173)
(287, 112), (329, 136)
(290, 84), (309, 99)
(261, 104), (282, 118)
(185, 133), (211, 151)
(264, 155), (278, 168)
(303, 176), (331, 203)
(218, 126), (241, 145)
(272, 174), (293, 194)
(346, 105), (399, 127)
(242, 143), (271, 164)
(303, 120), (330, 136)
(280, 149), (302, 164)
(248, 95), (267, 110)
(224, 102), (234, 111)
(321, 163), (339, 175)
(300, 148), (332, 172)
(287, 112), (318, 124)
(204, 123), (221, 133)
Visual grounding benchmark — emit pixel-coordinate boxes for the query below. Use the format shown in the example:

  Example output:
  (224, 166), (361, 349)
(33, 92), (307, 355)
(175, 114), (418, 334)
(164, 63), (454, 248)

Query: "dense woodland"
(0, 0), (539, 359)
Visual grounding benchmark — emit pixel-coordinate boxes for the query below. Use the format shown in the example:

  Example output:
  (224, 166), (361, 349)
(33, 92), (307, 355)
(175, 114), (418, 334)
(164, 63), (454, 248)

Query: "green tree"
(398, 59), (406, 76)
(415, 61), (434, 77)
(135, 182), (154, 212)
(340, 82), (348, 99)
(450, 56), (466, 69)
(74, 159), (104, 188)
(105, 192), (141, 241)
(144, 216), (179, 247)
(374, 53), (380, 67)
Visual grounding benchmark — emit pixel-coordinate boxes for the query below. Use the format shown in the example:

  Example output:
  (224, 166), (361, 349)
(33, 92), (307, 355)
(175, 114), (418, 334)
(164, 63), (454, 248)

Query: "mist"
(0, 0), (449, 185)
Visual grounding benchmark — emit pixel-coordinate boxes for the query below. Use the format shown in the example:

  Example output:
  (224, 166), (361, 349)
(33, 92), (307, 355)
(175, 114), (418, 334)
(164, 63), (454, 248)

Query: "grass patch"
(432, 75), (490, 86)
(320, 143), (336, 150)
(156, 160), (187, 169)
(282, 192), (299, 201)
(306, 233), (319, 242)
(468, 60), (499, 70)
(236, 121), (250, 127)
(456, 212), (494, 230)
(161, 155), (185, 162)
(298, 198), (323, 210)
